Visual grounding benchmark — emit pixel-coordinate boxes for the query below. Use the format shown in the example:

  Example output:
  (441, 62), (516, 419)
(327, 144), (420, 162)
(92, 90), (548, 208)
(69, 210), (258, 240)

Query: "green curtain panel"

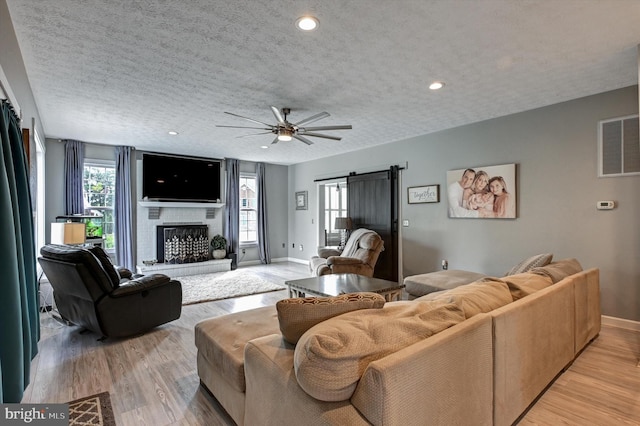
(0, 100), (39, 403)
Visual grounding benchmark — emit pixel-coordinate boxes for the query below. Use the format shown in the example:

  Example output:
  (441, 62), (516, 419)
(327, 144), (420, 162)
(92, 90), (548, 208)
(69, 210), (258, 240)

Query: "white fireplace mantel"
(139, 201), (224, 208)
(139, 201), (225, 219)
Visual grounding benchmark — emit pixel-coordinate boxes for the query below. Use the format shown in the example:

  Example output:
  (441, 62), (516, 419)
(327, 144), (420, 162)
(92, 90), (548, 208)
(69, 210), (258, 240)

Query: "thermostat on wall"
(596, 201), (615, 210)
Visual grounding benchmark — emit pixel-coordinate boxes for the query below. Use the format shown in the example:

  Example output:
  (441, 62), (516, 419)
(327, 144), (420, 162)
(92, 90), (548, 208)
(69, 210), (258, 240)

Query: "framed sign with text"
(408, 185), (440, 204)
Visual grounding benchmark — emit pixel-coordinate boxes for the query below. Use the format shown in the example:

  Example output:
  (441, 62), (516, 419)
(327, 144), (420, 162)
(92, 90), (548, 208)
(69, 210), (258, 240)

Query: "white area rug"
(176, 270), (286, 305)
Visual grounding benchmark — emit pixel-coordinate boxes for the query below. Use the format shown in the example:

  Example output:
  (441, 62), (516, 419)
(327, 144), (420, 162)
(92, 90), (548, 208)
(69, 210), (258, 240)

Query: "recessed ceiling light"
(296, 16), (319, 31)
(429, 81), (445, 90)
(168, 131), (179, 135)
(260, 145), (269, 149)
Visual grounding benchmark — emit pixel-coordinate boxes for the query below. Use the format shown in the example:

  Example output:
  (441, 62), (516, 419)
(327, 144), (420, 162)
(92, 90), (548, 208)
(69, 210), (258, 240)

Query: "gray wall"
(237, 161), (289, 262)
(289, 86), (639, 322)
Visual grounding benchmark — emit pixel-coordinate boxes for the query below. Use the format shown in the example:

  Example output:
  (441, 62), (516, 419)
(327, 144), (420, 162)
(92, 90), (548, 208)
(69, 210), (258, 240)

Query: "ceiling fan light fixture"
(216, 106), (351, 146)
(278, 129), (292, 142)
(296, 16), (319, 31)
(278, 128), (293, 141)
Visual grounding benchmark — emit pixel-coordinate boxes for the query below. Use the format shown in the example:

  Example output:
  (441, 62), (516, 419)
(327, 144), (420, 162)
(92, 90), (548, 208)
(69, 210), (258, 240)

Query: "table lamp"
(50, 222), (86, 245)
(334, 217), (352, 250)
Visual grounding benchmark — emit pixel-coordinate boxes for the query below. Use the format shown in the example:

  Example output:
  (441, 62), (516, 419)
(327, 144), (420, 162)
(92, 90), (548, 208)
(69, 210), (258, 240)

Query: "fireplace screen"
(157, 224), (209, 264)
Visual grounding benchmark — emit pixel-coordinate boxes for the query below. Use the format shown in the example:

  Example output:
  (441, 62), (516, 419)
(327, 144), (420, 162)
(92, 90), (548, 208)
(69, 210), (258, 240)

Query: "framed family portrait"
(295, 191), (308, 210)
(408, 184), (440, 204)
(446, 163), (516, 219)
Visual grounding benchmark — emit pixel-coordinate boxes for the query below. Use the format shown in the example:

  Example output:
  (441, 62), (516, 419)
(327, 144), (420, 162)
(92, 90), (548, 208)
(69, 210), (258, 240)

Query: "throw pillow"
(416, 279), (512, 318)
(505, 253), (553, 276)
(529, 258), (583, 283)
(88, 246), (120, 288)
(276, 292), (385, 345)
(501, 273), (553, 300)
(294, 300), (465, 402)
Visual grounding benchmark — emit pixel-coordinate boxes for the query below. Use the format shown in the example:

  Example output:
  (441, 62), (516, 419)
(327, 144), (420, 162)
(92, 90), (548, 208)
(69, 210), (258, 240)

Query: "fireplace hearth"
(156, 224), (209, 264)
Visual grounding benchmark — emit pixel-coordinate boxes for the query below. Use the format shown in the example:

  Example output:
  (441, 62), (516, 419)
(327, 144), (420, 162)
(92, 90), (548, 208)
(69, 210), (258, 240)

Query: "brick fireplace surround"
(136, 200), (230, 278)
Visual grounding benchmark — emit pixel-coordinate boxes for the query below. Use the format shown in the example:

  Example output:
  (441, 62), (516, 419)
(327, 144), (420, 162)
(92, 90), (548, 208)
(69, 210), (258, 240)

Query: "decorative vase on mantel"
(210, 234), (227, 260)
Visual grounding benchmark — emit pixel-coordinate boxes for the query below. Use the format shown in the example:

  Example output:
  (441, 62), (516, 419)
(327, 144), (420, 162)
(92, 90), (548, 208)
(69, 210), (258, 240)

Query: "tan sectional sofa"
(194, 260), (600, 426)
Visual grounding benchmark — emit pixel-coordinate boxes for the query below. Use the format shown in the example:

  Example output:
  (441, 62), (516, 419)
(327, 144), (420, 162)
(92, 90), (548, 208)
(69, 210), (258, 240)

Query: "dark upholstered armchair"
(38, 244), (182, 338)
(309, 228), (384, 277)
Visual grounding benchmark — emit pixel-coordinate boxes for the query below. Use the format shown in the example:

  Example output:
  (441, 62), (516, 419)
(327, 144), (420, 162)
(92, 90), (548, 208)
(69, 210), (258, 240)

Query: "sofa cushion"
(415, 279), (512, 318)
(529, 258), (583, 283)
(294, 300), (465, 402)
(403, 269), (489, 298)
(501, 273), (553, 300)
(276, 292), (385, 345)
(505, 253), (553, 276)
(194, 306), (280, 393)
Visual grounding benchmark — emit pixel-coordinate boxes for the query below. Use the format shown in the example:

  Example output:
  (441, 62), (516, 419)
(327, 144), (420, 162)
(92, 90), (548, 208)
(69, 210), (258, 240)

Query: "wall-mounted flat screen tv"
(142, 153), (222, 202)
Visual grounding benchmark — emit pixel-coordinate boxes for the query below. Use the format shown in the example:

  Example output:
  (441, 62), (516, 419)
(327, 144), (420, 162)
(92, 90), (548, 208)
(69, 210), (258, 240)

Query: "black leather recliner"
(38, 244), (182, 338)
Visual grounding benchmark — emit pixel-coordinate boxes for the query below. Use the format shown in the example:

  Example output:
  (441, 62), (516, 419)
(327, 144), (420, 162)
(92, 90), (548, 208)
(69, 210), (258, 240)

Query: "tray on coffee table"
(285, 273), (404, 302)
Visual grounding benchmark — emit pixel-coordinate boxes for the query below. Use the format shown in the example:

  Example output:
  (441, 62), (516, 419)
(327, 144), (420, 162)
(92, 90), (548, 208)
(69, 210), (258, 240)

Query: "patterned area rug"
(176, 270), (286, 305)
(68, 391), (115, 426)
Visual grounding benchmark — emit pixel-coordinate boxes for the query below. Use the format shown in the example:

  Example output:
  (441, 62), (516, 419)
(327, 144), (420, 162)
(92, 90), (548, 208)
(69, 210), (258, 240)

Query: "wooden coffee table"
(285, 273), (405, 302)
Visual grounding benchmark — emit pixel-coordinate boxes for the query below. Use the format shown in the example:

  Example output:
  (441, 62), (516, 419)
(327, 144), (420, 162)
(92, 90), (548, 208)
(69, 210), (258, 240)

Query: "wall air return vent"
(598, 115), (640, 177)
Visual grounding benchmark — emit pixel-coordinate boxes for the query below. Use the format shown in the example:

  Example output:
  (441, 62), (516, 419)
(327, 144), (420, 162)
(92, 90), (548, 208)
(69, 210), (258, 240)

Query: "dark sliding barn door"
(347, 167), (399, 281)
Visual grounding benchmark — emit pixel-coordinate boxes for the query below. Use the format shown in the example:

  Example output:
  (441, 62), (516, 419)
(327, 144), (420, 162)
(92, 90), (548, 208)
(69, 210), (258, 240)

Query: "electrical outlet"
(292, 243), (295, 248)
(242, 248), (246, 254)
(282, 243), (285, 248)
(299, 244), (303, 251)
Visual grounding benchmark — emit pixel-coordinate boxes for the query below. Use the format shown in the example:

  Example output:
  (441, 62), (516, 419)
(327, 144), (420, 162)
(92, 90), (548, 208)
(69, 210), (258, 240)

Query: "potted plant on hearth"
(210, 234), (227, 259)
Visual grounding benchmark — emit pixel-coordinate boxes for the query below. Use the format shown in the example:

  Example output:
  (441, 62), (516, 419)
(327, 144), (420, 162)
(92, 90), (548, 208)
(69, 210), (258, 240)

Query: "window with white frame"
(239, 174), (257, 245)
(323, 181), (347, 246)
(83, 160), (116, 250)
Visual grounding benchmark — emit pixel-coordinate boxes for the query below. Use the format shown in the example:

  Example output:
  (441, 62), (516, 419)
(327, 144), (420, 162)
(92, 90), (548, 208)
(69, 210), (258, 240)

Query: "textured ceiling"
(6, 0), (640, 165)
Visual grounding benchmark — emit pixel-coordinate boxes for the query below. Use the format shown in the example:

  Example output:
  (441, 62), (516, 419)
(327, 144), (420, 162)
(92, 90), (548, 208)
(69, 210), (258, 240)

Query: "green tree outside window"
(83, 163), (116, 250)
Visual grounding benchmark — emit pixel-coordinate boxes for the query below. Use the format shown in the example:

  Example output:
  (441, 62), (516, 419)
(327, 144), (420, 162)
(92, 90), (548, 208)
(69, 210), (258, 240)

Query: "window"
(239, 174), (257, 244)
(323, 181), (347, 246)
(34, 127), (46, 264)
(83, 161), (116, 250)
(598, 115), (640, 177)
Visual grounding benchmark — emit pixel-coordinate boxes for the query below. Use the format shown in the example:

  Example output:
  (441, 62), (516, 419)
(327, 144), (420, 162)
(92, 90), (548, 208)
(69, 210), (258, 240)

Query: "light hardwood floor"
(23, 262), (640, 425)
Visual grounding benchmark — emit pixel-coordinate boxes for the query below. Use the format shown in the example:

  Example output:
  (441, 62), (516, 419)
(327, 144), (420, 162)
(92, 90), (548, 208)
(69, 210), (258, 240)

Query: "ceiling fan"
(216, 106), (352, 145)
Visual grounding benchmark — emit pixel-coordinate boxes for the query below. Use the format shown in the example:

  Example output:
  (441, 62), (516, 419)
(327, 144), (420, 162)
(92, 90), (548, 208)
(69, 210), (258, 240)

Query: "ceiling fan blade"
(223, 111), (273, 127)
(270, 106), (285, 124)
(293, 112), (330, 126)
(300, 132), (342, 141)
(271, 136), (280, 145)
(216, 125), (273, 130)
(299, 125), (353, 131)
(293, 134), (314, 145)
(235, 131), (274, 138)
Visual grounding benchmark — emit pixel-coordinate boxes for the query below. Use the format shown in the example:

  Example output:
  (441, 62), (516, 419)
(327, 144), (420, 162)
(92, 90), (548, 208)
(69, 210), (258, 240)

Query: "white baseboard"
(602, 315), (640, 331)
(285, 257), (309, 265)
(238, 259), (262, 266)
